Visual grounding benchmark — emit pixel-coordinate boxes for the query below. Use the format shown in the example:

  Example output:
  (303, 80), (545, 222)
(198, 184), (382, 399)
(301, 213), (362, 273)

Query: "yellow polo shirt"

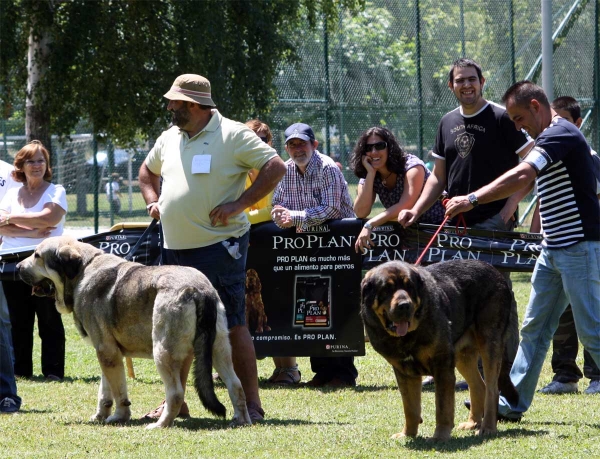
(146, 110), (278, 249)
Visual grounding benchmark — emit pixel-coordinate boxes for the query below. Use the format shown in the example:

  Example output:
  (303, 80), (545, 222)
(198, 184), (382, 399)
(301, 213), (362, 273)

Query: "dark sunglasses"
(365, 141), (387, 152)
(259, 136), (269, 143)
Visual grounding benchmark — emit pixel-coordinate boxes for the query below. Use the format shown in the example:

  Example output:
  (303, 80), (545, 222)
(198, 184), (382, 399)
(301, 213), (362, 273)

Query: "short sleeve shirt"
(0, 183), (68, 250)
(359, 154), (445, 224)
(432, 102), (531, 225)
(145, 110), (279, 249)
(524, 117), (600, 248)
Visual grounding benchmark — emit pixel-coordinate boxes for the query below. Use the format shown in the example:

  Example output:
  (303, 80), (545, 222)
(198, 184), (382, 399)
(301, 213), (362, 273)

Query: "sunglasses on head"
(259, 136), (269, 143)
(365, 141), (387, 152)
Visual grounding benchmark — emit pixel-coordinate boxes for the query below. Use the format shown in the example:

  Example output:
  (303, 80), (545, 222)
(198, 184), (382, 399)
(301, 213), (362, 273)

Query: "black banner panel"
(0, 219), (543, 357)
(246, 220), (365, 357)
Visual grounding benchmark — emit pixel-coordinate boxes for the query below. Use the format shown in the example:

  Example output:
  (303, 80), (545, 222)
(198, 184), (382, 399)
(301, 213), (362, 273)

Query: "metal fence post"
(93, 137), (99, 234)
(324, 17), (330, 156)
(415, 0), (423, 159)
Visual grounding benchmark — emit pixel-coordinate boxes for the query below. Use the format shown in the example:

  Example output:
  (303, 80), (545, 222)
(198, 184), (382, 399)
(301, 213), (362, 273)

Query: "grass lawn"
(2, 272), (599, 458)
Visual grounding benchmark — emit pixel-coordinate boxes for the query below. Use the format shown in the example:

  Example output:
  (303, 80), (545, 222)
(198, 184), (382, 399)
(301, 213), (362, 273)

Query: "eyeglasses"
(25, 159), (46, 166)
(365, 141), (387, 152)
(259, 136), (269, 143)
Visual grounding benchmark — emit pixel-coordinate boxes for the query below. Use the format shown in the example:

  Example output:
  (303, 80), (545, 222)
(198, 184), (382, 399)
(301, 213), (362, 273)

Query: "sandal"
(266, 367), (282, 383)
(273, 365), (301, 385)
(246, 401), (265, 422)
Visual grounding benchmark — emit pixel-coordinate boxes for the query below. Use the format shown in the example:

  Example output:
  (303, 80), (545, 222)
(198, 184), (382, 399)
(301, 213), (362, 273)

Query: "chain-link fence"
(1, 0), (598, 231)
(267, 0), (599, 228)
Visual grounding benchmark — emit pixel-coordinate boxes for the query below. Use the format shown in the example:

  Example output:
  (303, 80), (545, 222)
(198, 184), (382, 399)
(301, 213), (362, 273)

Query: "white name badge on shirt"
(192, 155), (211, 174)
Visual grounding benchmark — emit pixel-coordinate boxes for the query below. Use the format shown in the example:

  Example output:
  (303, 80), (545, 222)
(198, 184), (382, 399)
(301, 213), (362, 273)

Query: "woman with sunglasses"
(350, 127), (445, 253)
(0, 140), (68, 381)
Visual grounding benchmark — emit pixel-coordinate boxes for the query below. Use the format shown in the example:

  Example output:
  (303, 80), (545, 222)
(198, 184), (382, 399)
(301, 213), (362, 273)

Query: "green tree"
(0, 0), (365, 150)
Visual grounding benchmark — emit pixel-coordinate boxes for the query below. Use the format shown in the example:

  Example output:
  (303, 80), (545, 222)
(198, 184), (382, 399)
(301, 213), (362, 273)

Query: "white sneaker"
(538, 380), (578, 394)
(584, 380), (600, 395)
(422, 375), (434, 387)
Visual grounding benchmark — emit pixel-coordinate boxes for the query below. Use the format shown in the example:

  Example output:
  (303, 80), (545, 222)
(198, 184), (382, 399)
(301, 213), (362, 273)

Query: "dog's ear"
(409, 265), (424, 290)
(360, 270), (378, 309)
(254, 272), (262, 291)
(52, 245), (83, 280)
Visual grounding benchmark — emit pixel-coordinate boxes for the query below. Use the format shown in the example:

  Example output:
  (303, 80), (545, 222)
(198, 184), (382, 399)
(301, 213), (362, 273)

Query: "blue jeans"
(162, 232), (249, 329)
(499, 240), (600, 417)
(0, 282), (21, 408)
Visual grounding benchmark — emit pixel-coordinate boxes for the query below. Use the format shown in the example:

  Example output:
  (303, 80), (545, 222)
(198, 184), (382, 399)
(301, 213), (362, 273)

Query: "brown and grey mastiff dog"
(17, 236), (251, 429)
(361, 259), (519, 441)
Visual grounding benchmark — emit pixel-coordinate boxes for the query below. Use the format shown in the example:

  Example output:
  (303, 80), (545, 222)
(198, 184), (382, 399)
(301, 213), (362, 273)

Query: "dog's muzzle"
(31, 279), (56, 298)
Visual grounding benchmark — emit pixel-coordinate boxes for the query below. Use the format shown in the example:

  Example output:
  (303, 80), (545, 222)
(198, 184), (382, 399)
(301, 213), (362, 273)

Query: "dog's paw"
(457, 420), (480, 431)
(90, 413), (107, 423)
(105, 413), (130, 424)
(477, 426), (498, 437)
(229, 416), (252, 428)
(145, 420), (173, 429)
(429, 426), (452, 442)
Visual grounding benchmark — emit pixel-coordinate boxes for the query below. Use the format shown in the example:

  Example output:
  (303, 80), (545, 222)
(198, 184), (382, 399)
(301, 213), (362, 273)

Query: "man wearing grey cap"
(139, 74), (286, 422)
(271, 122), (358, 387)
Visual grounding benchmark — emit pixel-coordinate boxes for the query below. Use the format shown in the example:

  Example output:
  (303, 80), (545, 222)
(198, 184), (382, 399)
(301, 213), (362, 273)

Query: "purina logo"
(519, 233), (542, 241)
(300, 224), (330, 234)
(326, 344), (349, 350)
(105, 235), (127, 241)
(374, 225), (394, 232)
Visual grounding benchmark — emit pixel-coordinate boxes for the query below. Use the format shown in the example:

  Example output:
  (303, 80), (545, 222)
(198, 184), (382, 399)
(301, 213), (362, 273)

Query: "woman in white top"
(0, 140), (68, 381)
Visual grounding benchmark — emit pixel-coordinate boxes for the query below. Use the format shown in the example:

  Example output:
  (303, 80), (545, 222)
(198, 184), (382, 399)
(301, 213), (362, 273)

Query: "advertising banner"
(246, 220), (365, 357)
(361, 222), (543, 272)
(0, 219), (543, 357)
(0, 225), (161, 281)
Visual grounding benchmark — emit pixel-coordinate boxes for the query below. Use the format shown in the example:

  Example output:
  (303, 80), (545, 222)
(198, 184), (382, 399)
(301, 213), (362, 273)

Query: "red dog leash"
(414, 199), (467, 266)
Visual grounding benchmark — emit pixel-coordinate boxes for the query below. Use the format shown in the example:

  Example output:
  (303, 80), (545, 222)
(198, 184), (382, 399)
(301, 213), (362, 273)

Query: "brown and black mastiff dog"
(361, 259), (519, 441)
(16, 236), (251, 429)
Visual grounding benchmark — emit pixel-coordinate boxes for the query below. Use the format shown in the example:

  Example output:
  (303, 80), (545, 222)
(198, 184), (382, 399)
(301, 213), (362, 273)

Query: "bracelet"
(146, 201), (157, 212)
(0, 215), (9, 227)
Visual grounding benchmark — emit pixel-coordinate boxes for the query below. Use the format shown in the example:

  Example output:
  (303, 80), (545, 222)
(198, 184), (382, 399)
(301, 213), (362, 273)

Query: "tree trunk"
(26, 22), (52, 155)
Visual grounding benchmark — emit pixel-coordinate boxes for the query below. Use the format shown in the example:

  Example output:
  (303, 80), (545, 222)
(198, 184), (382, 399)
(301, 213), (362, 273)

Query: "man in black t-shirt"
(399, 58), (532, 382)
(399, 58), (532, 229)
(445, 81), (600, 421)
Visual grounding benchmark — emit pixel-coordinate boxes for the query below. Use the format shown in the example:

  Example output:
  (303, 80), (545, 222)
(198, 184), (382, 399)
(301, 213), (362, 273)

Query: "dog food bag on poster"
(294, 277), (308, 325)
(303, 276), (331, 328)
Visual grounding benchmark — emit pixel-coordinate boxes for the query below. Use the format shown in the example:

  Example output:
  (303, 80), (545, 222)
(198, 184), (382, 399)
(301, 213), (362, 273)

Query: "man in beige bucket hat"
(140, 74), (286, 423)
(163, 74), (216, 106)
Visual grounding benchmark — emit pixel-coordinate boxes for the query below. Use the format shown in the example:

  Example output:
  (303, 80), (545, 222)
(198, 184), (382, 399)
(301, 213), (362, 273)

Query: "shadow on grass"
(402, 427), (545, 451)
(177, 416), (317, 430)
(254, 380), (470, 393)
(532, 420), (600, 429)
(253, 381), (395, 392)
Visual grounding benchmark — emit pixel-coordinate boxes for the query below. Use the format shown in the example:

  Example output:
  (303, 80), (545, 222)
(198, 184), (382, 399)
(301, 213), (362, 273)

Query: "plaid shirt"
(272, 151), (355, 231)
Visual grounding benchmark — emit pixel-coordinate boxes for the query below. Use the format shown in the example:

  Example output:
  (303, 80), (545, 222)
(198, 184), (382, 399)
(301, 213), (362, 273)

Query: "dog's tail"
(498, 301), (519, 407)
(190, 287), (226, 418)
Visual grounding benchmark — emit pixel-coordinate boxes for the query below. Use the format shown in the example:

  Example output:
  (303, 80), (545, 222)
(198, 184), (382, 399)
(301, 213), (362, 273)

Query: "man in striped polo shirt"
(444, 80), (600, 421)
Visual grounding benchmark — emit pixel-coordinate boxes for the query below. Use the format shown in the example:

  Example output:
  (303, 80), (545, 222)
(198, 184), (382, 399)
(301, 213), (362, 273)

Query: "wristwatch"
(467, 193), (479, 207)
(363, 222), (373, 230)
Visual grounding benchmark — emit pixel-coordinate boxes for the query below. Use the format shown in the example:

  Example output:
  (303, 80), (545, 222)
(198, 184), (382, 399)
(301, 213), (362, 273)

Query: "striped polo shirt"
(524, 117), (600, 248)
